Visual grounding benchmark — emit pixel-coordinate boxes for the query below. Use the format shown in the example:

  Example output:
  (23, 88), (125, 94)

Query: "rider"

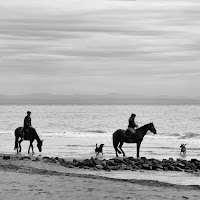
(22, 111), (32, 140)
(125, 113), (139, 137)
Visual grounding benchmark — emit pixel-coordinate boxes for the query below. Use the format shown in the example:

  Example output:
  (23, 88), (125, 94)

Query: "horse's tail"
(113, 130), (122, 154)
(14, 128), (19, 150)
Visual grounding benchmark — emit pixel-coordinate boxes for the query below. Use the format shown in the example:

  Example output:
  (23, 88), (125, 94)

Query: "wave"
(87, 130), (106, 134)
(162, 132), (200, 139)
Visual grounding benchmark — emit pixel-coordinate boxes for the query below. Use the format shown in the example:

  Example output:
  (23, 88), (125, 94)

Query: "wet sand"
(0, 154), (200, 200)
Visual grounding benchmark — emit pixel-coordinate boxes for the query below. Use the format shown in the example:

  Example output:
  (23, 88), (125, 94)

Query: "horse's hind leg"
(119, 142), (125, 157)
(18, 139), (22, 152)
(113, 140), (121, 157)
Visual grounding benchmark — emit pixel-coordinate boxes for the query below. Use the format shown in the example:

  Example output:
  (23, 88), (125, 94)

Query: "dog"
(180, 144), (186, 155)
(95, 144), (104, 156)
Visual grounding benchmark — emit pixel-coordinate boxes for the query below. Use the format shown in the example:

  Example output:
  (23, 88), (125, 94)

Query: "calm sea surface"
(0, 105), (200, 161)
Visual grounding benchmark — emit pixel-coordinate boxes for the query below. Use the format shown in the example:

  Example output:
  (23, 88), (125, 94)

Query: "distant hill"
(0, 93), (199, 105)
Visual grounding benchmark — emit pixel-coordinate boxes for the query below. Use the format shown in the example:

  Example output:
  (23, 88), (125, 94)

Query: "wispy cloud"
(0, 0), (200, 97)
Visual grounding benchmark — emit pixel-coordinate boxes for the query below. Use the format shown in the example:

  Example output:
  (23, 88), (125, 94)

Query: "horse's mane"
(137, 123), (151, 130)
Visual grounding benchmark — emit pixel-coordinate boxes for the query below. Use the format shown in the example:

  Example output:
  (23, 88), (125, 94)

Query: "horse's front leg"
(31, 143), (34, 154)
(137, 142), (141, 158)
(119, 142), (125, 157)
(28, 141), (34, 154)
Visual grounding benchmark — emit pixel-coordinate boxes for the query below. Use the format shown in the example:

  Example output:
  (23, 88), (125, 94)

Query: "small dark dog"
(180, 144), (186, 155)
(95, 144), (104, 156)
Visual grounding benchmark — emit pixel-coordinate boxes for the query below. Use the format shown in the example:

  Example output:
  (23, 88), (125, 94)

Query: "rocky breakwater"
(3, 155), (200, 174)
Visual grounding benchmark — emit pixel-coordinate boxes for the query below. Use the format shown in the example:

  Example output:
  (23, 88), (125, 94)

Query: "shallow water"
(0, 105), (200, 161)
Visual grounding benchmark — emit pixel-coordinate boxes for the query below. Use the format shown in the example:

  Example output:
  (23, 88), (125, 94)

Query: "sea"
(0, 104), (200, 161)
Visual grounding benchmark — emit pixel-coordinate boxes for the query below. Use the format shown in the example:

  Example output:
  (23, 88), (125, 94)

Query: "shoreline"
(1, 153), (200, 199)
(1, 153), (200, 187)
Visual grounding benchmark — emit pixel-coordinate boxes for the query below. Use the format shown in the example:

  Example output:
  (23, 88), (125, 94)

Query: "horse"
(113, 122), (157, 158)
(14, 127), (43, 154)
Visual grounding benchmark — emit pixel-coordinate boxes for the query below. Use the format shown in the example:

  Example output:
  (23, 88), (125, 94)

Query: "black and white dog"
(180, 144), (186, 155)
(95, 144), (104, 156)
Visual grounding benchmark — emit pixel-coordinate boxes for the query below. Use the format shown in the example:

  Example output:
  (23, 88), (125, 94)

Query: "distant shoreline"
(0, 93), (200, 105)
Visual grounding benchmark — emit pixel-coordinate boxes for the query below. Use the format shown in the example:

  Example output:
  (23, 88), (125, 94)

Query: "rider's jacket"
(128, 116), (137, 129)
(24, 115), (32, 129)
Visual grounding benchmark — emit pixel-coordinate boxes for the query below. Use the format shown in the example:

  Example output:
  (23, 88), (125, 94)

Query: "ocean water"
(0, 105), (200, 161)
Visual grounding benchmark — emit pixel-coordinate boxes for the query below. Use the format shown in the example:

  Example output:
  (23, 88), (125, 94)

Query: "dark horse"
(113, 122), (157, 158)
(14, 127), (43, 154)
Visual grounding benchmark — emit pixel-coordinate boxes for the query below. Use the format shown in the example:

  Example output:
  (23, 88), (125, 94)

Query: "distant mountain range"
(0, 93), (199, 105)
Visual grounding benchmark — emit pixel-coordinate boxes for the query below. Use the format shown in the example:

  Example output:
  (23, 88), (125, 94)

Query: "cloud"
(0, 0), (200, 97)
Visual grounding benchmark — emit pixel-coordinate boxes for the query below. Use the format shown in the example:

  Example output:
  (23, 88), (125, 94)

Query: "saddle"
(21, 127), (30, 140)
(124, 127), (136, 138)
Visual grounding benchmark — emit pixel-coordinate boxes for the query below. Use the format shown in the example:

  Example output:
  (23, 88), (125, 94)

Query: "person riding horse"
(125, 113), (139, 137)
(22, 111), (32, 140)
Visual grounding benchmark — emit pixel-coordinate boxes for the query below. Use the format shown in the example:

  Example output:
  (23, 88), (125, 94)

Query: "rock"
(150, 158), (161, 165)
(123, 166), (133, 170)
(49, 157), (57, 163)
(138, 159), (145, 164)
(19, 156), (31, 160)
(42, 156), (50, 160)
(81, 159), (91, 167)
(103, 165), (110, 171)
(123, 158), (133, 165)
(155, 164), (163, 170)
(113, 157), (126, 164)
(83, 166), (90, 169)
(68, 164), (75, 168)
(126, 157), (134, 161)
(168, 165), (175, 171)
(155, 168), (163, 171)
(168, 158), (174, 162)
(106, 160), (117, 166)
(184, 169), (193, 173)
(31, 157), (40, 162)
(174, 167), (182, 171)
(94, 158), (104, 166)
(177, 163), (185, 169)
(3, 155), (10, 160)
(163, 167), (169, 171)
(90, 157), (97, 166)
(109, 165), (120, 170)
(96, 164), (104, 169)
(141, 164), (152, 170)
(73, 159), (79, 164)
(191, 159), (199, 163)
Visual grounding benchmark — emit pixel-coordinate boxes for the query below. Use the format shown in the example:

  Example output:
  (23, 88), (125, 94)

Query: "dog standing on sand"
(95, 144), (104, 156)
(180, 144), (186, 155)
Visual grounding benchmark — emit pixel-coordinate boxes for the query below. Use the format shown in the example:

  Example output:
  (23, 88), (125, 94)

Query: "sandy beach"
(1, 154), (200, 200)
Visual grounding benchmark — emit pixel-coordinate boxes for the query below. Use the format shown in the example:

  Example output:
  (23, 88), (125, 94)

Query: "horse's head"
(37, 139), (43, 152)
(148, 122), (157, 134)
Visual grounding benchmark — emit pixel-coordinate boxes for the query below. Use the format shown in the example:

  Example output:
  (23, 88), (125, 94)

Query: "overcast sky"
(0, 0), (200, 98)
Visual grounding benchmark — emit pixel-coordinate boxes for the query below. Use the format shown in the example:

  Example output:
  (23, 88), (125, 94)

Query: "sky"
(0, 0), (200, 98)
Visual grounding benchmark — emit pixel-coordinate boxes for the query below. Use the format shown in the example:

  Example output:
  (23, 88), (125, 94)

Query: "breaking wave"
(170, 132), (200, 139)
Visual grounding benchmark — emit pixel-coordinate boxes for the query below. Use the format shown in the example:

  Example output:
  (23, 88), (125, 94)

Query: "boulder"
(113, 157), (126, 164)
(177, 162), (185, 169)
(174, 167), (182, 171)
(96, 164), (104, 169)
(3, 155), (10, 160)
(19, 156), (31, 160)
(141, 163), (152, 170)
(106, 160), (118, 166)
(109, 165), (120, 170)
